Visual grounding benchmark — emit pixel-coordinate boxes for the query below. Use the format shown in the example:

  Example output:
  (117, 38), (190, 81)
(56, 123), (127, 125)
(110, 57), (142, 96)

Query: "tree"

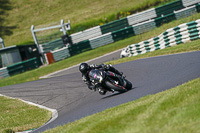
(0, 0), (16, 37)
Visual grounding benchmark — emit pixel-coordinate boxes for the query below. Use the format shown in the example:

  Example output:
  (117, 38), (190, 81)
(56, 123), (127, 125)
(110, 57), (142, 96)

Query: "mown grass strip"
(43, 77), (200, 133)
(1, 1), (199, 133)
(1, 11), (200, 133)
(107, 38), (200, 65)
(2, 0), (176, 46)
(0, 96), (52, 133)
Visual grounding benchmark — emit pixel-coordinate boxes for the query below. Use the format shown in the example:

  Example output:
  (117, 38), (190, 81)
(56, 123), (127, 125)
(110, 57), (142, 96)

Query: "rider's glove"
(99, 64), (105, 68)
(119, 72), (123, 76)
(104, 64), (111, 70)
(92, 85), (96, 91)
(90, 64), (95, 68)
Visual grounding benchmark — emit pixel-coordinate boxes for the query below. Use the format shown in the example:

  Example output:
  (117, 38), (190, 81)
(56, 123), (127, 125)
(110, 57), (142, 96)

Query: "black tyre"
(125, 79), (132, 90)
(99, 90), (107, 95)
(105, 80), (127, 93)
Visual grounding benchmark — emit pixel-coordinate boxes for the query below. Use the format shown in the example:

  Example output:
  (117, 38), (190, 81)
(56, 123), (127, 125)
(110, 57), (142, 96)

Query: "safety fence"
(0, 67), (9, 79)
(182, 0), (200, 7)
(45, 2), (200, 63)
(67, 1), (200, 50)
(40, 38), (65, 53)
(51, 47), (71, 62)
(123, 19), (200, 57)
(40, 0), (200, 55)
(0, 57), (41, 79)
(70, 26), (102, 44)
(69, 0), (200, 45)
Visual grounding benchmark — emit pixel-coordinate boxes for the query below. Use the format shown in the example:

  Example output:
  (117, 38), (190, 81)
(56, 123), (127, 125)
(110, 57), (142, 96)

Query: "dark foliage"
(0, 0), (16, 37)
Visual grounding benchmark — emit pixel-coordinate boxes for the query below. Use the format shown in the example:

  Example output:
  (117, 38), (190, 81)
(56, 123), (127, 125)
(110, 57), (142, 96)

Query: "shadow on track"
(102, 87), (137, 99)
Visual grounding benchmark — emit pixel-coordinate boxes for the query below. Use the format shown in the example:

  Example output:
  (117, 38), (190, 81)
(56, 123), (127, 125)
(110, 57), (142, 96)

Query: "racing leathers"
(81, 64), (123, 90)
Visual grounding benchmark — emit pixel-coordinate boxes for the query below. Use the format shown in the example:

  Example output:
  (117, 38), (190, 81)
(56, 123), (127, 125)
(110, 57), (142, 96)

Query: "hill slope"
(0, 0), (175, 46)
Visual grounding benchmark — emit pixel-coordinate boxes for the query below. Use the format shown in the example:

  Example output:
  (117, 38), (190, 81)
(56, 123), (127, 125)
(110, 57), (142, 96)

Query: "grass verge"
(44, 77), (200, 133)
(1, 1), (199, 133)
(2, 0), (175, 46)
(107, 38), (200, 65)
(0, 96), (52, 133)
(1, 13), (200, 87)
(1, 12), (200, 133)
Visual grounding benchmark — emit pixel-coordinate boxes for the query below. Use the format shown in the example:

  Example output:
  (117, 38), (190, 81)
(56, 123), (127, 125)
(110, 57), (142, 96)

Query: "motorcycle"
(88, 69), (132, 95)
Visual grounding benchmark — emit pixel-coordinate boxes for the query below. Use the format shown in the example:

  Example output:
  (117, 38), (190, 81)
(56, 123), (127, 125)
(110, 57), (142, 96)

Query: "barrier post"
(0, 37), (5, 48)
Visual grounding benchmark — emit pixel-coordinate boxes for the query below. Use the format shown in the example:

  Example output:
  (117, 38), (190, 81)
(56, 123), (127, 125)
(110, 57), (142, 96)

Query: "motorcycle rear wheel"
(105, 80), (127, 93)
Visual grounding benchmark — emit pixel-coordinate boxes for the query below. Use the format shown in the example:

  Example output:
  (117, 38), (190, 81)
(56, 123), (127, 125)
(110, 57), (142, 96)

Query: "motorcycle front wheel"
(105, 80), (127, 93)
(125, 79), (132, 90)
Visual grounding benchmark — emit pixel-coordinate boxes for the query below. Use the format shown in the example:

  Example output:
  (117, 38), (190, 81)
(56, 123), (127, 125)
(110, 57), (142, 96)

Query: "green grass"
(1, 13), (200, 87)
(1, 1), (199, 133)
(1, 15), (199, 132)
(107, 38), (200, 65)
(0, 96), (52, 133)
(44, 77), (200, 133)
(1, 0), (176, 46)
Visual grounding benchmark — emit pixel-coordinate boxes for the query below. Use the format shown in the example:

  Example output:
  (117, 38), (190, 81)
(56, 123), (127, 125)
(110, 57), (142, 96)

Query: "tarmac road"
(0, 51), (200, 132)
(40, 49), (122, 78)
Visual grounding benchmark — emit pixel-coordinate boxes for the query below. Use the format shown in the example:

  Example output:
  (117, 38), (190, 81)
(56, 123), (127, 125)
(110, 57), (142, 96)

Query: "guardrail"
(0, 57), (41, 79)
(69, 0), (200, 45)
(40, 38), (65, 53)
(0, 67), (9, 79)
(7, 57), (41, 76)
(2, 0), (199, 79)
(182, 0), (200, 7)
(51, 47), (71, 62)
(44, 0), (200, 63)
(70, 26), (102, 44)
(121, 19), (200, 57)
(69, 1), (200, 48)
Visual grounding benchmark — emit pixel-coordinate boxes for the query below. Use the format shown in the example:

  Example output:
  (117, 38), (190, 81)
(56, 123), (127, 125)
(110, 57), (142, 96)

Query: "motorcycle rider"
(79, 63), (123, 91)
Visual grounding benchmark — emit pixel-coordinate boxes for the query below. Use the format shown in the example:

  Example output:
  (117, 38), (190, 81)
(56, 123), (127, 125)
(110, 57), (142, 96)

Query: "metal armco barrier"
(89, 33), (114, 49)
(182, 0), (200, 7)
(0, 58), (41, 79)
(2, 0), (199, 79)
(127, 8), (156, 26)
(7, 57), (41, 76)
(0, 67), (9, 79)
(123, 19), (200, 57)
(48, 0), (200, 62)
(69, 0), (200, 45)
(100, 18), (129, 34)
(40, 38), (65, 53)
(133, 20), (156, 35)
(70, 26), (102, 44)
(51, 47), (70, 62)
(175, 5), (197, 19)
(155, 1), (184, 17)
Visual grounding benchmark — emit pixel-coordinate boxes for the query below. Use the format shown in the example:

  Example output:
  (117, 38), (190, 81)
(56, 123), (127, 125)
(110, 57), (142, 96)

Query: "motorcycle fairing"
(89, 69), (105, 83)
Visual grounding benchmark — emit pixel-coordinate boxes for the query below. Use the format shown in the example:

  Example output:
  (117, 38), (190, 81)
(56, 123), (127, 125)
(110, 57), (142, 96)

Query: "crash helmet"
(79, 63), (89, 74)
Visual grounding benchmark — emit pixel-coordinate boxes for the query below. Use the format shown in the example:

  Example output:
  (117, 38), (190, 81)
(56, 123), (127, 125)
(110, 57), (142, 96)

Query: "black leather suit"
(81, 64), (122, 90)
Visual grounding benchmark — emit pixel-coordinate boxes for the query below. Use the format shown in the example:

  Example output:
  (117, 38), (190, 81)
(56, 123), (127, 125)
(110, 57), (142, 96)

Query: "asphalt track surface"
(0, 51), (200, 132)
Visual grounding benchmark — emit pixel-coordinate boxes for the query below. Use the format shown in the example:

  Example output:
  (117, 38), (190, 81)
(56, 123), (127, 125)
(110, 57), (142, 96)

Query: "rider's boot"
(98, 88), (107, 95)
